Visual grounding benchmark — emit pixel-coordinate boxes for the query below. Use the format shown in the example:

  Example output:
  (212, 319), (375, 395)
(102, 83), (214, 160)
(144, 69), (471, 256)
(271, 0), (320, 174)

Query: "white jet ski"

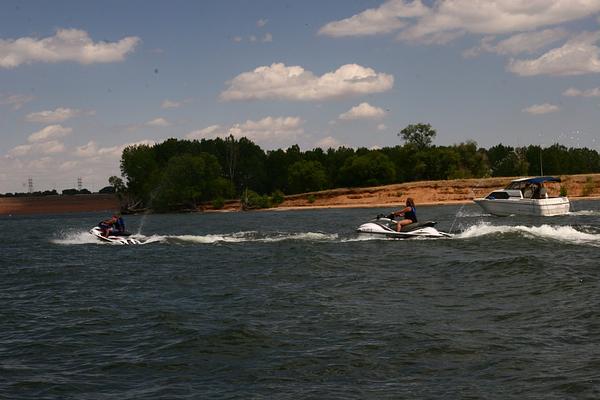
(90, 226), (143, 245)
(356, 214), (451, 239)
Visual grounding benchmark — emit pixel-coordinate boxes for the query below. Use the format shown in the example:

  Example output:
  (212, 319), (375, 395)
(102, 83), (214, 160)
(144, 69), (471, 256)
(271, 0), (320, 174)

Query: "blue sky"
(1, 0), (600, 192)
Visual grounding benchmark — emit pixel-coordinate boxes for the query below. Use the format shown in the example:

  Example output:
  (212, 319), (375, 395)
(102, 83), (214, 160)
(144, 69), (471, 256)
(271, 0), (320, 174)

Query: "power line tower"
(28, 177), (33, 193)
(77, 177), (82, 191)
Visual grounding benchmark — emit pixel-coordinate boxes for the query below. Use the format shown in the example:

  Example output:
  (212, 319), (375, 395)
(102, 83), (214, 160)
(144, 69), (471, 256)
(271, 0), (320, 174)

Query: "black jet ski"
(356, 214), (451, 239)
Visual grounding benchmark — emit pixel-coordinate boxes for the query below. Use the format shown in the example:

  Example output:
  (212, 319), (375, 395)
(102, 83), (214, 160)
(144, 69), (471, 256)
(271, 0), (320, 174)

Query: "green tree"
(120, 144), (160, 202)
(399, 123), (437, 150)
(108, 176), (126, 193)
(325, 146), (355, 187)
(452, 141), (489, 178)
(339, 152), (396, 187)
(288, 160), (328, 194)
(152, 153), (226, 211)
(235, 137), (267, 194)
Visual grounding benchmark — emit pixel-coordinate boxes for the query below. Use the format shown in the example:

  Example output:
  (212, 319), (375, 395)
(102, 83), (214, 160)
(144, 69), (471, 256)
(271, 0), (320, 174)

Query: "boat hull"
(473, 197), (570, 216)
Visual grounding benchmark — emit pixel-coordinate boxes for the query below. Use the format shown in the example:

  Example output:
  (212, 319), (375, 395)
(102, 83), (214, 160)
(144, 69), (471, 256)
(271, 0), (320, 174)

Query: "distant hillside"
(0, 194), (120, 216)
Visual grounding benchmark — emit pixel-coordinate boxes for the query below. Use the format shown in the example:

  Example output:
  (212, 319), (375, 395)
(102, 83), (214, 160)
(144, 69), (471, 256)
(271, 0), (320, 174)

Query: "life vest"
(404, 207), (417, 222)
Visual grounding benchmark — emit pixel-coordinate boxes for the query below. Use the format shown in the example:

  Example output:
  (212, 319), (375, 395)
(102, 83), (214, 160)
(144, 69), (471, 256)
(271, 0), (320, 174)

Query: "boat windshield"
(505, 181), (529, 190)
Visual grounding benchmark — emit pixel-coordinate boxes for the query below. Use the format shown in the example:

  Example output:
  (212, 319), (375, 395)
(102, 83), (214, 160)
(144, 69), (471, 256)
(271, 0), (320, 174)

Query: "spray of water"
(449, 179), (489, 233)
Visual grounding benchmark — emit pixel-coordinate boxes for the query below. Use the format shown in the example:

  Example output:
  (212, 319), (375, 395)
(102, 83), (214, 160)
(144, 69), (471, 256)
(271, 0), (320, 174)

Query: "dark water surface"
(2, 201), (600, 399)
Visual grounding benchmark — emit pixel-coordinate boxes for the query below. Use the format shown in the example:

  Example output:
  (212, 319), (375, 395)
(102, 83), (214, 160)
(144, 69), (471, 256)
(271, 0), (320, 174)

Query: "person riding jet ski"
(98, 214), (125, 237)
(113, 214), (125, 234)
(390, 198), (417, 232)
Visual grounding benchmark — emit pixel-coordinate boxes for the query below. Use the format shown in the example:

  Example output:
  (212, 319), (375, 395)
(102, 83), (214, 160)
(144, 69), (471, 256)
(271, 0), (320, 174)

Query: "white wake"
(455, 222), (600, 247)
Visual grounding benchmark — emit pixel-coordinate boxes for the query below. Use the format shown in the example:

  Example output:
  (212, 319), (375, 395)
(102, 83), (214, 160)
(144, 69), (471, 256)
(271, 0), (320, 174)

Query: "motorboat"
(356, 215), (451, 238)
(473, 176), (569, 216)
(90, 226), (143, 245)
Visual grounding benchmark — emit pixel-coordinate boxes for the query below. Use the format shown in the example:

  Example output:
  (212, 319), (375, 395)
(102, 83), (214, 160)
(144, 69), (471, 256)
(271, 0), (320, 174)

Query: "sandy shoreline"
(2, 174), (599, 215)
(205, 174), (600, 212)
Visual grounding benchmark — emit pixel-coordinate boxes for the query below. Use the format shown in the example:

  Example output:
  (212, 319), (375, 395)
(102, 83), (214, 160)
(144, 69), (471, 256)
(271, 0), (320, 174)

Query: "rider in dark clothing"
(98, 215), (125, 237)
(98, 216), (117, 237)
(113, 215), (125, 233)
(392, 198), (417, 232)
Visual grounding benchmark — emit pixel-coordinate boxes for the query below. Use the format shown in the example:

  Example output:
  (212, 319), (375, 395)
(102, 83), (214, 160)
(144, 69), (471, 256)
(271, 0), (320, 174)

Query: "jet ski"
(356, 214), (451, 239)
(89, 226), (143, 245)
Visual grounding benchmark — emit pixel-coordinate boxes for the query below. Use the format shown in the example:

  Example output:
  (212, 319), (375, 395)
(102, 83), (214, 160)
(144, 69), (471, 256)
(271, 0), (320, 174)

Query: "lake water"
(2, 201), (600, 399)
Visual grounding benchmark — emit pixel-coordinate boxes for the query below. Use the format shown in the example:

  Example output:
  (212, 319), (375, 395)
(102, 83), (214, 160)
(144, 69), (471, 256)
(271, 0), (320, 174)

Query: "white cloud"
(74, 141), (98, 158)
(400, 1), (600, 43)
(0, 93), (34, 110)
(145, 117), (170, 127)
(27, 157), (54, 170)
(339, 102), (386, 120)
(9, 140), (65, 156)
(262, 33), (273, 43)
(0, 28), (140, 68)
(315, 136), (342, 149)
(187, 117), (304, 145)
(75, 139), (155, 159)
(319, 0), (600, 44)
(1, 138), (155, 192)
(27, 124), (72, 143)
(59, 160), (80, 171)
(220, 63), (394, 101)
(377, 123), (387, 131)
(464, 28), (569, 57)
(161, 98), (192, 109)
(161, 99), (181, 109)
(508, 31), (600, 76)
(522, 103), (560, 114)
(257, 19), (268, 28)
(562, 87), (600, 97)
(318, 0), (428, 37)
(25, 107), (92, 123)
(232, 36), (243, 43)
(8, 144), (33, 157)
(186, 125), (227, 140)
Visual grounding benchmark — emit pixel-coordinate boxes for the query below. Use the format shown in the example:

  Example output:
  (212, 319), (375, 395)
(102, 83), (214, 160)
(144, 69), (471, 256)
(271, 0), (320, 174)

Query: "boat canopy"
(511, 176), (561, 184)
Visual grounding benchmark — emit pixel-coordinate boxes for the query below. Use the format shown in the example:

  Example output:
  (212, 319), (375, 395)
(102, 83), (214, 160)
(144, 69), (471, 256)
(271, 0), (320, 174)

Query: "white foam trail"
(568, 210), (600, 216)
(342, 236), (389, 242)
(52, 230), (166, 245)
(52, 230), (99, 245)
(169, 233), (247, 244)
(456, 222), (600, 247)
(167, 231), (338, 244)
(130, 234), (166, 244)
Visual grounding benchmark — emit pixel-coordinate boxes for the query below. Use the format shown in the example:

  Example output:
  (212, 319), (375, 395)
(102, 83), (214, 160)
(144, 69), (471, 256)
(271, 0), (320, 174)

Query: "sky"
(1, 0), (600, 193)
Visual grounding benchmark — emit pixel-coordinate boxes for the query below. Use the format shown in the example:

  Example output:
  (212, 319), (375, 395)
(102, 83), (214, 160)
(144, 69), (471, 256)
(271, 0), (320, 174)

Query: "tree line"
(0, 187), (116, 198)
(115, 124), (600, 211)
